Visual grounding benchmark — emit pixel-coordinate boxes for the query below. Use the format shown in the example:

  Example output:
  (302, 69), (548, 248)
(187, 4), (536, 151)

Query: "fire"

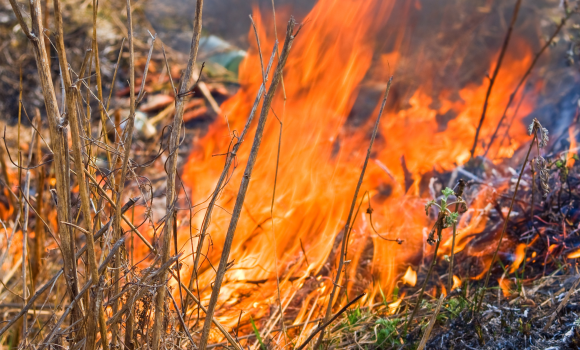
(402, 266), (417, 287)
(568, 248), (580, 259)
(568, 124), (577, 167)
(452, 275), (462, 291)
(509, 243), (527, 273)
(176, 0), (538, 330)
(498, 277), (514, 297)
(388, 293), (405, 314)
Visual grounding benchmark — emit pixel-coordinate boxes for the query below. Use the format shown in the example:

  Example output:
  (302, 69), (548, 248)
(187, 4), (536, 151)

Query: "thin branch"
(0, 271), (63, 338)
(168, 270), (243, 350)
(295, 294), (365, 350)
(483, 9), (575, 157)
(151, 0), (204, 348)
(316, 77), (393, 347)
(53, 0), (104, 346)
(544, 274), (580, 330)
(105, 38), (126, 111)
(8, 0), (82, 326)
(197, 19), (298, 350)
(476, 131), (537, 313)
(417, 294), (445, 350)
(184, 31), (278, 323)
(469, 0), (522, 159)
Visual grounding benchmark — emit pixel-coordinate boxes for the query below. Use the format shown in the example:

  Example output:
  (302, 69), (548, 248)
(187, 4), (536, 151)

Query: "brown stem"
(7, 0), (82, 328)
(168, 270), (243, 350)
(39, 279), (93, 350)
(110, 1), (138, 345)
(476, 132), (537, 314)
(184, 43), (277, 317)
(166, 287), (196, 347)
(123, 299), (135, 350)
(469, 0), (522, 159)
(197, 19), (297, 350)
(151, 0), (204, 348)
(270, 112), (286, 341)
(404, 218), (443, 333)
(447, 179), (466, 292)
(483, 11), (573, 158)
(106, 39), (125, 111)
(92, 0), (114, 171)
(84, 169), (153, 251)
(31, 116), (45, 283)
(0, 271), (63, 338)
(295, 294), (365, 350)
(316, 77), (393, 348)
(0, 199), (136, 338)
(0, 142), (14, 211)
(52, 0), (104, 347)
(417, 294), (445, 350)
(447, 222), (459, 293)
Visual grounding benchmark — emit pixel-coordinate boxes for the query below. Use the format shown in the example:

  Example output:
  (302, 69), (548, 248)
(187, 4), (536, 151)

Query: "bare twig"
(544, 274), (580, 330)
(52, 0), (104, 346)
(38, 279), (92, 350)
(105, 38), (126, 111)
(197, 19), (298, 350)
(447, 179), (466, 292)
(295, 294), (365, 350)
(469, 0), (522, 159)
(270, 0), (286, 100)
(109, 1), (139, 345)
(184, 43), (277, 316)
(31, 114), (45, 283)
(168, 270), (243, 350)
(166, 287), (197, 348)
(8, 0), (82, 326)
(269, 111), (286, 341)
(417, 293), (445, 350)
(404, 215), (443, 333)
(151, 0), (204, 348)
(84, 169), (154, 251)
(476, 126), (538, 313)
(317, 77), (393, 347)
(0, 271), (63, 338)
(92, 0), (114, 171)
(483, 9), (575, 157)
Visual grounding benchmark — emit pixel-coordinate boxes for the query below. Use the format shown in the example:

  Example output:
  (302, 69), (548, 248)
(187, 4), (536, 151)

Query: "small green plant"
(553, 151), (578, 183)
(250, 315), (266, 350)
(424, 187), (464, 244)
(518, 318), (531, 335)
(378, 283), (389, 307)
(375, 318), (403, 347)
(346, 305), (363, 326)
(441, 296), (467, 321)
(405, 186), (466, 332)
(392, 284), (399, 301)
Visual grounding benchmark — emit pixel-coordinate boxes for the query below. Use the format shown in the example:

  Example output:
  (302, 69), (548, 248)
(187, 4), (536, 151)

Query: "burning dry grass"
(2, 0), (580, 349)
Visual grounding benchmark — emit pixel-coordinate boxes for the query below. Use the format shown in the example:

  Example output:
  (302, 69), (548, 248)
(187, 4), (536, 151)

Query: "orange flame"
(452, 275), (462, 291)
(498, 277), (514, 297)
(568, 124), (577, 167)
(175, 0), (538, 329)
(388, 293), (405, 314)
(568, 248), (580, 259)
(402, 266), (417, 287)
(509, 243), (527, 273)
